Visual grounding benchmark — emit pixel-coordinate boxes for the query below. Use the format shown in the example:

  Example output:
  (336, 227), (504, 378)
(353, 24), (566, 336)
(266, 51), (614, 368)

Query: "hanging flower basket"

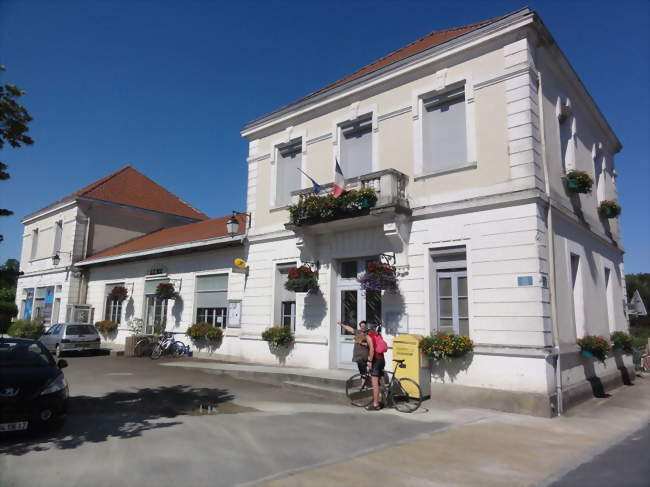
(262, 326), (295, 348)
(155, 282), (177, 300)
(186, 323), (223, 342)
(577, 335), (611, 362)
(419, 332), (473, 361)
(610, 331), (634, 354)
(285, 266), (319, 293)
(288, 188), (377, 226)
(358, 261), (398, 293)
(563, 170), (594, 194)
(109, 285), (128, 301)
(598, 200), (621, 219)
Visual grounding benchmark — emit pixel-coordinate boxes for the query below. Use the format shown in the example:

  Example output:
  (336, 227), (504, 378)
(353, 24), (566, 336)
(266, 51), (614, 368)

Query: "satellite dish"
(628, 290), (647, 316)
(233, 258), (247, 269)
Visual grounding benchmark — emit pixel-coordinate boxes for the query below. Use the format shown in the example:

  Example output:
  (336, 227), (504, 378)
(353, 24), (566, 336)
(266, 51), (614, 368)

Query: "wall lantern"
(52, 251), (73, 266)
(226, 211), (251, 237)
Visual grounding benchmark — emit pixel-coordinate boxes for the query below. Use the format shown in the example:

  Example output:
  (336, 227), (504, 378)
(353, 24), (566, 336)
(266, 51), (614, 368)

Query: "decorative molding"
(474, 65), (536, 91)
(377, 106), (411, 122)
(306, 133), (332, 145)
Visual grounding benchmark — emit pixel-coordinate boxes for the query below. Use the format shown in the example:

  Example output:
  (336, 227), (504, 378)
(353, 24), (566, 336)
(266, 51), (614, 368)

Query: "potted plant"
(155, 282), (176, 300)
(109, 285), (128, 301)
(577, 335), (611, 362)
(419, 332), (473, 361)
(358, 261), (398, 293)
(610, 331), (634, 354)
(598, 200), (621, 219)
(95, 320), (118, 335)
(262, 326), (295, 350)
(186, 322), (223, 342)
(285, 266), (319, 293)
(563, 170), (594, 194)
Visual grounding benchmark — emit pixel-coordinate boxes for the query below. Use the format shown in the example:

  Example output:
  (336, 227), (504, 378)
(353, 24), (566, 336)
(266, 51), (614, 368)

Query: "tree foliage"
(1, 66), (34, 243)
(0, 259), (20, 333)
(626, 273), (650, 329)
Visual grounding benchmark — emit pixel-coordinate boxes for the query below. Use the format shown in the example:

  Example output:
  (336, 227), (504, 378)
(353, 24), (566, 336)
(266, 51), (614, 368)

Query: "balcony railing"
(286, 169), (409, 229)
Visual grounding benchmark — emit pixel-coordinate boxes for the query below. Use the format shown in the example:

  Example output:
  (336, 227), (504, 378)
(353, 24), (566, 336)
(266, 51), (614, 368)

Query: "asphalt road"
(0, 354), (445, 487)
(548, 423), (650, 487)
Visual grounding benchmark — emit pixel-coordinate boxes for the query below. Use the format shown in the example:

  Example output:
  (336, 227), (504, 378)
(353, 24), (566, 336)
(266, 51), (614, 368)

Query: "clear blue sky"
(0, 0), (648, 272)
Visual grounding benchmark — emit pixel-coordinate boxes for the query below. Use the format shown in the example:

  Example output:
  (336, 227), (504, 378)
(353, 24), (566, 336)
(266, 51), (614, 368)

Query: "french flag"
(332, 159), (345, 198)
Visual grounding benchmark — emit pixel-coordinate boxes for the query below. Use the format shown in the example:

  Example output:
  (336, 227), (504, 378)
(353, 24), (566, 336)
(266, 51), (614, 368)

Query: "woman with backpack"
(337, 320), (369, 389)
(365, 324), (388, 411)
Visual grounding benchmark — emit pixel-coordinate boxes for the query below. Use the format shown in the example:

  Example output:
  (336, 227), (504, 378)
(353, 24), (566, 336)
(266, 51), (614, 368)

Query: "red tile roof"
(80, 213), (245, 263)
(37, 166), (209, 221)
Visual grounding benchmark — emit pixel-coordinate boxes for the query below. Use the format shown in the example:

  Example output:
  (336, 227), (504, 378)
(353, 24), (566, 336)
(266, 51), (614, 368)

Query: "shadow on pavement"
(1, 385), (234, 456)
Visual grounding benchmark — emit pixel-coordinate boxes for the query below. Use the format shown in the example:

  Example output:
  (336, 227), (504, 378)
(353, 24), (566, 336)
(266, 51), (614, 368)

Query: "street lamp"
(226, 211), (250, 237)
(52, 251), (72, 266)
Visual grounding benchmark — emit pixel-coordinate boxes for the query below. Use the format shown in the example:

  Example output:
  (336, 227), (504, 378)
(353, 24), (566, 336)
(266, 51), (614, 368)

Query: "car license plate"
(77, 343), (90, 348)
(0, 421), (28, 432)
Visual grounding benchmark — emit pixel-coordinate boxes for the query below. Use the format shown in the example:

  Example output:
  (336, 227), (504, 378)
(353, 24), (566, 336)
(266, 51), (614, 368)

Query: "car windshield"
(66, 325), (96, 335)
(0, 341), (55, 367)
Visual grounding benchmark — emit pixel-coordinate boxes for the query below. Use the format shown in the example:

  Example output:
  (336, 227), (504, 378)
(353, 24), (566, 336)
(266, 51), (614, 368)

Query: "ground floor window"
(196, 307), (227, 328)
(145, 295), (168, 334)
(281, 301), (296, 330)
(437, 271), (468, 335)
(275, 263), (296, 329)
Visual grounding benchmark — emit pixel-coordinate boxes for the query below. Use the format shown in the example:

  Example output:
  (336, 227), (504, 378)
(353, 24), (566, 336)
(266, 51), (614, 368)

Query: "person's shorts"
(356, 359), (368, 376)
(370, 357), (385, 377)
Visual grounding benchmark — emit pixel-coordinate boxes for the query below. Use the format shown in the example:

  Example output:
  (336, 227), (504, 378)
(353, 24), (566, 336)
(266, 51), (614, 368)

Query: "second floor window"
(53, 220), (63, 254)
(339, 115), (372, 179)
(275, 140), (302, 207)
(30, 229), (39, 260)
(422, 87), (467, 174)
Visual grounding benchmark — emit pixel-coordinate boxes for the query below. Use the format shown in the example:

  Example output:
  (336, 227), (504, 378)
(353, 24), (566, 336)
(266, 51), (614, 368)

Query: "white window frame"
(30, 229), (39, 260)
(104, 282), (125, 324)
(194, 272), (229, 329)
(53, 220), (63, 254)
(331, 102), (379, 182)
(567, 248), (585, 339)
(412, 73), (476, 179)
(269, 128), (307, 209)
(436, 270), (468, 335)
(280, 301), (296, 331)
(556, 97), (576, 172)
(273, 261), (297, 328)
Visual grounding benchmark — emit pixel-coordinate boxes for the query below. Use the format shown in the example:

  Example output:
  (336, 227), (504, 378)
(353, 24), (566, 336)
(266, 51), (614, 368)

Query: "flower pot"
(580, 350), (593, 358)
(565, 179), (579, 190)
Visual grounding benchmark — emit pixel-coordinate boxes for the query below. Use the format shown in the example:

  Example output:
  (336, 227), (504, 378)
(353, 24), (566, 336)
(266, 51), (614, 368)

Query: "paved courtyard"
(1, 354), (649, 487)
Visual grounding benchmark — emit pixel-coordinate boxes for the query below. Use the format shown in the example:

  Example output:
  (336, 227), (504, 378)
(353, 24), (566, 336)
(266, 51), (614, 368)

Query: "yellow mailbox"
(392, 334), (431, 398)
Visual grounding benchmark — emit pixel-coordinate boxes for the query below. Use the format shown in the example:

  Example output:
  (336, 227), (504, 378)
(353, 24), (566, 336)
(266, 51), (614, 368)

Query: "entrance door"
(336, 259), (382, 369)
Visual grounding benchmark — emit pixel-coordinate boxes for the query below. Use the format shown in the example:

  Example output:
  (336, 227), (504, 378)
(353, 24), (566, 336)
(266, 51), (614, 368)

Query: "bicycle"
(133, 335), (155, 357)
(345, 359), (422, 413)
(150, 332), (186, 360)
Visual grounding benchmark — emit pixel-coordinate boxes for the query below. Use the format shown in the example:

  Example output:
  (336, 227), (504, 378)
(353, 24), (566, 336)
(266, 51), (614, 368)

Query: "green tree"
(0, 258), (20, 333)
(626, 273), (650, 348)
(1, 66), (34, 243)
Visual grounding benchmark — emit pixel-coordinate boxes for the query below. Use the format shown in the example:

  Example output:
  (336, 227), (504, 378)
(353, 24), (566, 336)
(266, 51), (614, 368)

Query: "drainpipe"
(536, 67), (563, 416)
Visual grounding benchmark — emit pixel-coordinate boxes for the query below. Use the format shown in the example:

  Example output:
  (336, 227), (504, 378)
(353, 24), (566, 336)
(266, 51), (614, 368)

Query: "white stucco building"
(15, 8), (632, 415)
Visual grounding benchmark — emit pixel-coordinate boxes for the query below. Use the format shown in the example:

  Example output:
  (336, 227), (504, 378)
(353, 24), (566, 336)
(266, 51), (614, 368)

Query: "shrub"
(564, 170), (594, 194)
(186, 323), (223, 342)
(598, 200), (621, 218)
(285, 266), (319, 293)
(95, 320), (118, 335)
(261, 326), (295, 347)
(358, 261), (398, 293)
(577, 335), (611, 362)
(288, 188), (377, 226)
(7, 319), (45, 340)
(419, 332), (473, 361)
(610, 331), (634, 353)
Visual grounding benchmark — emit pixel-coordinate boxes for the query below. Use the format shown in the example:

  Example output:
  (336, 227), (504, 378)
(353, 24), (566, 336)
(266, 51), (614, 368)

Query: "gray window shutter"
(276, 141), (302, 206)
(340, 116), (372, 178)
(196, 274), (228, 291)
(53, 221), (63, 253)
(145, 278), (169, 294)
(196, 291), (227, 308)
(422, 88), (467, 173)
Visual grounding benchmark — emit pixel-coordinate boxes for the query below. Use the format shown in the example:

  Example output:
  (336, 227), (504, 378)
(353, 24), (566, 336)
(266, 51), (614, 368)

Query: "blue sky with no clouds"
(0, 0), (648, 272)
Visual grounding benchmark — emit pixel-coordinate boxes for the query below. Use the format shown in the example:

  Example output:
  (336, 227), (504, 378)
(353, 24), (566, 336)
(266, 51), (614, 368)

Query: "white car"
(39, 323), (101, 358)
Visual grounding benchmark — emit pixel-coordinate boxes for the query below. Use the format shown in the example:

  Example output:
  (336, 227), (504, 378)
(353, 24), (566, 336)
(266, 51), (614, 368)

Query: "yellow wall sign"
(393, 334), (425, 397)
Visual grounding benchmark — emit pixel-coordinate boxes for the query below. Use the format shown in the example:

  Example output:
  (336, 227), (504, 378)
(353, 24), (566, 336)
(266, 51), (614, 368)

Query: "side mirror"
(57, 359), (68, 369)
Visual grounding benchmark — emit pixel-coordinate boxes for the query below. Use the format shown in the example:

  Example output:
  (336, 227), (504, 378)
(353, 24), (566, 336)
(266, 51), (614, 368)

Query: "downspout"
(536, 67), (563, 415)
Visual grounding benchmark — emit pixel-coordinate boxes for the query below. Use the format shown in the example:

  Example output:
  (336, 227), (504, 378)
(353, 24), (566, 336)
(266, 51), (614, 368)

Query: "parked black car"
(0, 337), (69, 433)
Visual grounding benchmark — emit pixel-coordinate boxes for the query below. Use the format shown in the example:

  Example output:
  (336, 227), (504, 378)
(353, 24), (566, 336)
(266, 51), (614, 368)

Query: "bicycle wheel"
(390, 378), (422, 413)
(150, 343), (163, 360)
(345, 374), (373, 407)
(172, 341), (186, 358)
(133, 338), (150, 357)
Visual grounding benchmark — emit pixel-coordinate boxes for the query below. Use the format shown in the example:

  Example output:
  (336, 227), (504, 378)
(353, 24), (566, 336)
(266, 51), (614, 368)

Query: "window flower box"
(419, 332), (473, 361)
(563, 170), (594, 194)
(598, 200), (621, 219)
(610, 331), (634, 354)
(288, 188), (377, 226)
(262, 326), (295, 348)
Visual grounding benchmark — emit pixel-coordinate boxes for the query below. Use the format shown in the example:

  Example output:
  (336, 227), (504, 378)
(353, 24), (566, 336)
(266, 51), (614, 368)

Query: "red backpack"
(371, 332), (388, 354)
